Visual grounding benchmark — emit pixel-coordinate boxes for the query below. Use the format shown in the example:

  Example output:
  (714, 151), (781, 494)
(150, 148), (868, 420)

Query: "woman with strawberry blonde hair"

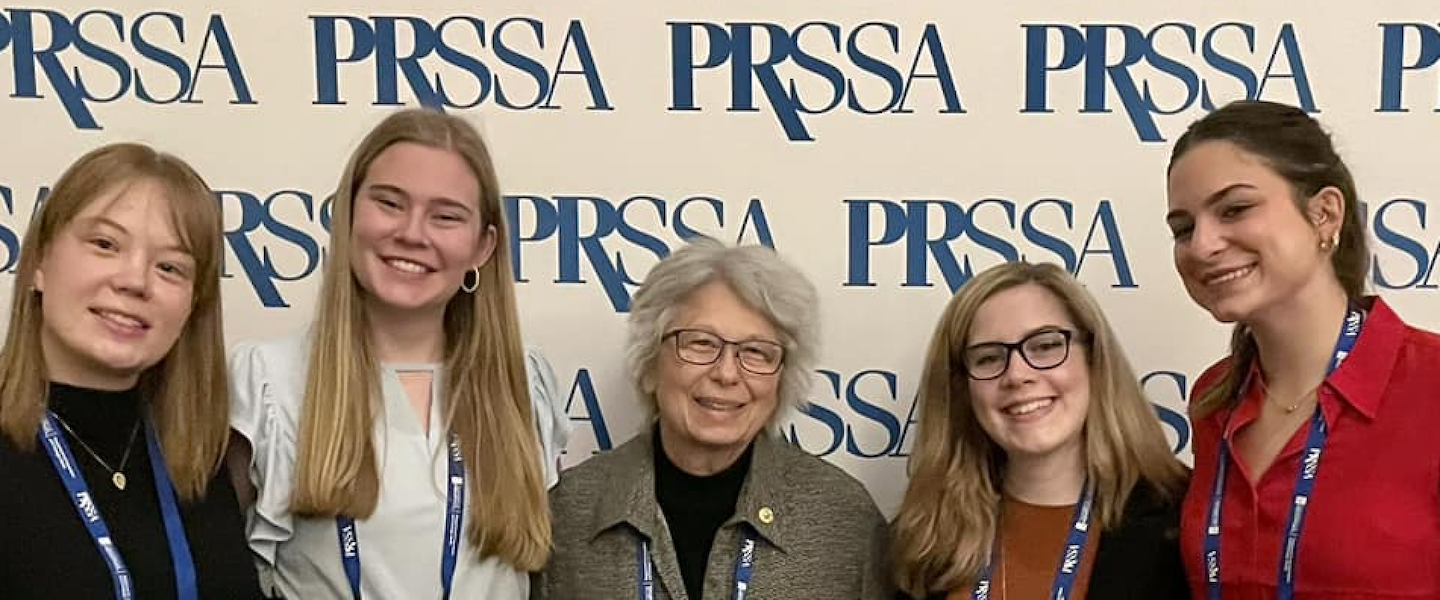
(0, 143), (261, 598)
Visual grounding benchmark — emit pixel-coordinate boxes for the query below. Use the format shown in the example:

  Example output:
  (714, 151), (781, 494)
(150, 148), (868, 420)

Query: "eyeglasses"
(663, 329), (785, 375)
(962, 328), (1076, 381)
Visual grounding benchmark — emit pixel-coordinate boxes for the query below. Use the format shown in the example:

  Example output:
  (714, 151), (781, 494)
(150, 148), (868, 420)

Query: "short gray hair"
(626, 237), (820, 420)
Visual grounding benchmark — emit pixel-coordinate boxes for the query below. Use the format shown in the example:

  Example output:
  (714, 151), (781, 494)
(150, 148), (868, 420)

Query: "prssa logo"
(0, 184), (41, 273)
(76, 490), (101, 522)
(845, 197), (1136, 292)
(785, 369), (918, 459)
(1061, 544), (1082, 574)
(506, 193), (776, 312)
(560, 367), (919, 458)
(790, 368), (1190, 458)
(561, 366), (615, 454)
(1302, 447), (1321, 480)
(312, 15), (612, 111)
(1378, 23), (1440, 112)
(218, 188), (332, 307)
(0, 184), (326, 305)
(668, 21), (965, 142)
(209, 189), (784, 311)
(1368, 197), (1440, 290)
(562, 366), (1193, 458)
(0, 8), (255, 129)
(339, 524), (358, 558)
(1140, 370), (1195, 454)
(1022, 22), (1316, 142)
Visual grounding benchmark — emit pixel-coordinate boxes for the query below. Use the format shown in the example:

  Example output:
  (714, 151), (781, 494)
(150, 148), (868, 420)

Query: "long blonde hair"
(0, 143), (229, 502)
(290, 108), (550, 569)
(891, 262), (1186, 597)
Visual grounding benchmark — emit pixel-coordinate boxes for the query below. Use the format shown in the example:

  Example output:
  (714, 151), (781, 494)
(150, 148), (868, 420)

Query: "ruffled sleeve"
(524, 347), (571, 489)
(228, 335), (308, 572)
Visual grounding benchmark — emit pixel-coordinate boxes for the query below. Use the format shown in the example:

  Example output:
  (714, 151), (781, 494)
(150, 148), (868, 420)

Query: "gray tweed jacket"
(533, 428), (893, 600)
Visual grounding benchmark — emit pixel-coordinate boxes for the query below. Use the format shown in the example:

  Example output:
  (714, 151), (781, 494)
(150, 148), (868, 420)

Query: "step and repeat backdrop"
(2, 2), (1439, 514)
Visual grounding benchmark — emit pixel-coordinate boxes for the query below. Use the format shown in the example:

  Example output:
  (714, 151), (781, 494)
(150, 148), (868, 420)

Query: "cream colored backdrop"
(2, 2), (1438, 514)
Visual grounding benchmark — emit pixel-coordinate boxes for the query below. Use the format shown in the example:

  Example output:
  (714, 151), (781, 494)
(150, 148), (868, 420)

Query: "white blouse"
(229, 332), (570, 600)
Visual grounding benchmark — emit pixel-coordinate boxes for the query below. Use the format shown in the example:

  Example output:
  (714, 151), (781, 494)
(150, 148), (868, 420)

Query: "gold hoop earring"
(461, 267), (480, 293)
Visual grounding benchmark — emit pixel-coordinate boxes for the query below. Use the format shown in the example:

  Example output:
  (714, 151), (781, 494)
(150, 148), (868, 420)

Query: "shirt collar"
(726, 432), (793, 552)
(1324, 296), (1403, 420)
(587, 426), (797, 552)
(590, 429), (663, 541)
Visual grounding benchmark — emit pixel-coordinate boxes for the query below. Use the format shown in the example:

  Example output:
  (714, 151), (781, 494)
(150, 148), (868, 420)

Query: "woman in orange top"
(892, 262), (1188, 600)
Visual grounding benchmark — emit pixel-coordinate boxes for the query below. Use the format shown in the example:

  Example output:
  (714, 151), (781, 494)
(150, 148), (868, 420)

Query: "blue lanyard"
(971, 480), (1095, 600)
(637, 529), (758, 600)
(38, 412), (198, 600)
(1203, 307), (1364, 600)
(335, 434), (465, 600)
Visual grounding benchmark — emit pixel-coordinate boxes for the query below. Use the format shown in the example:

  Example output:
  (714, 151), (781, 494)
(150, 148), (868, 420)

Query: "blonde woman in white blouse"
(227, 108), (569, 600)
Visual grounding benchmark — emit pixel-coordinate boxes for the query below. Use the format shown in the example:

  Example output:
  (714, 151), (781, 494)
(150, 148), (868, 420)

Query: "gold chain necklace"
(1266, 387), (1318, 414)
(52, 414), (142, 490)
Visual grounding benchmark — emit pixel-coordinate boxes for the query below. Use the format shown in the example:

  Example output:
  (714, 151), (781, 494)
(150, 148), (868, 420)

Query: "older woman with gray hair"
(534, 238), (891, 600)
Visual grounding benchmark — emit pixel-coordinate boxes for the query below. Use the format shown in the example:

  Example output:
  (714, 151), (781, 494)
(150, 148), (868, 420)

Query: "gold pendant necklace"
(52, 415), (142, 491)
(1266, 388), (1317, 414)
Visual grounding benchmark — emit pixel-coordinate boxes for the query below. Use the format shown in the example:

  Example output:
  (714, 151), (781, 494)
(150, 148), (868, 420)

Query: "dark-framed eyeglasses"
(663, 329), (785, 375)
(961, 328), (1076, 381)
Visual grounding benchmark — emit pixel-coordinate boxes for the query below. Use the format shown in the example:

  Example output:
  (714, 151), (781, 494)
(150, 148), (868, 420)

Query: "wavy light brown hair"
(290, 108), (550, 569)
(1168, 100), (1370, 418)
(891, 262), (1186, 597)
(0, 142), (229, 502)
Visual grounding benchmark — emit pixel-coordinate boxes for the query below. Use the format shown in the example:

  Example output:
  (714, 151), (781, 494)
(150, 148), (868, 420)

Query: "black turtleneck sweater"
(0, 383), (262, 599)
(654, 430), (753, 600)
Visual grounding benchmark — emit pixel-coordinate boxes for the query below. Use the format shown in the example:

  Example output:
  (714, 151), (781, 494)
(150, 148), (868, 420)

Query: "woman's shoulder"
(761, 436), (882, 518)
(227, 331), (310, 436)
(546, 434), (653, 546)
(519, 346), (571, 487)
(520, 345), (563, 418)
(1397, 315), (1440, 356)
(229, 331), (311, 371)
(228, 331), (312, 392)
(1116, 476), (1188, 532)
(1092, 479), (1190, 598)
(1191, 356), (1234, 400)
(550, 434), (647, 498)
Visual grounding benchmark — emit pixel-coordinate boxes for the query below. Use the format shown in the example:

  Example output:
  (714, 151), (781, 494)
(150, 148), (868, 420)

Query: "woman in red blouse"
(1165, 99), (1440, 600)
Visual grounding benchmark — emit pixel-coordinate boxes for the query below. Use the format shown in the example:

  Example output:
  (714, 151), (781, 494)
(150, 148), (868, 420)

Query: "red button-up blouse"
(1180, 297), (1440, 600)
